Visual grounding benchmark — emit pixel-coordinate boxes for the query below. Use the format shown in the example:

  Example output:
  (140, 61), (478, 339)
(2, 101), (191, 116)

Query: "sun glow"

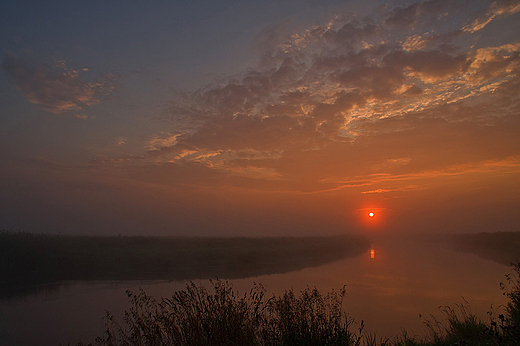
(356, 207), (386, 230)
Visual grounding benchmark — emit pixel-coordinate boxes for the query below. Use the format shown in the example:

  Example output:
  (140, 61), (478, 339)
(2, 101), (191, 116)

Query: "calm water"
(0, 236), (510, 345)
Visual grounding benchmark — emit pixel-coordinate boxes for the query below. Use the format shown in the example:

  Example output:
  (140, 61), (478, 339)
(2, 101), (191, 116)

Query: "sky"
(1, 0), (519, 237)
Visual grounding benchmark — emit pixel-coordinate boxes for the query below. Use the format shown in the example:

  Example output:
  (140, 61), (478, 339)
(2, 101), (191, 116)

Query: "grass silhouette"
(81, 281), (358, 346)
(76, 263), (520, 346)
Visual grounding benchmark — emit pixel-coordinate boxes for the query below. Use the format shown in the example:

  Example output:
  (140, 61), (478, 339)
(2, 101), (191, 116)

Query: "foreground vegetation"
(77, 263), (520, 346)
(0, 231), (370, 298)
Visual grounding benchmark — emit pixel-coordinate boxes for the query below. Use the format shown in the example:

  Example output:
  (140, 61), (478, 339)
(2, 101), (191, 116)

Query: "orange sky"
(1, 0), (519, 236)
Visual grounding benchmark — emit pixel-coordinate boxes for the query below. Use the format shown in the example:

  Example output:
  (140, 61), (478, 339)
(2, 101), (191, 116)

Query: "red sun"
(368, 212), (374, 217)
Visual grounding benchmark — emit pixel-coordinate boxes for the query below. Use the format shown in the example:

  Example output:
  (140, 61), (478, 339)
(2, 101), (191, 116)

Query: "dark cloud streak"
(1, 52), (115, 116)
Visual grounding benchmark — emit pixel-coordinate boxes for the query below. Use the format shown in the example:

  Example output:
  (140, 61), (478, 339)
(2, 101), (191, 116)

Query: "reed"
(84, 281), (358, 346)
(76, 263), (520, 346)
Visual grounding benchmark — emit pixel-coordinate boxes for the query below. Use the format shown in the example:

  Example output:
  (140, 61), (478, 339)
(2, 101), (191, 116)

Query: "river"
(0, 236), (510, 345)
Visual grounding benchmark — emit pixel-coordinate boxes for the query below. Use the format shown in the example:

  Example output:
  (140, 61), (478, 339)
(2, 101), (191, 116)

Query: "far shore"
(0, 231), (370, 299)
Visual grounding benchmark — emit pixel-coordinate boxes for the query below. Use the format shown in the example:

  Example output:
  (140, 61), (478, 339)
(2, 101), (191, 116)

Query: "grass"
(74, 263), (520, 346)
(407, 262), (520, 346)
(80, 281), (359, 346)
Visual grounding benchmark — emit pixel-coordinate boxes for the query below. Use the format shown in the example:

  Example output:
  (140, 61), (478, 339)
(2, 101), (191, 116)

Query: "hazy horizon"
(1, 0), (519, 237)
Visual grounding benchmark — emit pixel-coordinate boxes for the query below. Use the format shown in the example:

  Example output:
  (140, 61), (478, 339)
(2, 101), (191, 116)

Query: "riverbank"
(0, 231), (370, 299)
(450, 231), (520, 265)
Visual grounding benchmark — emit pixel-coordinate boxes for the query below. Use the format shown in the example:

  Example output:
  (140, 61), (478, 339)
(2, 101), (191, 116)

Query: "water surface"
(0, 236), (510, 345)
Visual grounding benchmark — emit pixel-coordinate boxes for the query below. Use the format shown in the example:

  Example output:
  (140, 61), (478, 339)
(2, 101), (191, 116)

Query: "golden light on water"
(370, 249), (375, 259)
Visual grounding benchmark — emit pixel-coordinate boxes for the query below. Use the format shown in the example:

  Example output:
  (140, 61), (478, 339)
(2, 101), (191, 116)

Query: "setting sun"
(356, 208), (384, 229)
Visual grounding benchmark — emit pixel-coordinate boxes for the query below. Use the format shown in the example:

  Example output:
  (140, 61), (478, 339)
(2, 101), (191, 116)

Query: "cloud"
(1, 53), (115, 115)
(467, 43), (520, 82)
(372, 157), (412, 171)
(361, 185), (423, 194)
(92, 1), (520, 196)
(382, 50), (469, 82)
(384, 0), (461, 29)
(463, 0), (520, 33)
(334, 155), (520, 193)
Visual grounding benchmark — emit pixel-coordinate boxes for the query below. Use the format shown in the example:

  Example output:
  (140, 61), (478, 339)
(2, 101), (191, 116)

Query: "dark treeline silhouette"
(0, 231), (370, 299)
(449, 231), (520, 265)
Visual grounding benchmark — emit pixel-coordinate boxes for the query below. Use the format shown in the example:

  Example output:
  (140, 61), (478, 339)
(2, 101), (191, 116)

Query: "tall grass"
(420, 302), (490, 345)
(77, 263), (520, 346)
(83, 281), (359, 346)
(396, 262), (520, 346)
(500, 261), (520, 342)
